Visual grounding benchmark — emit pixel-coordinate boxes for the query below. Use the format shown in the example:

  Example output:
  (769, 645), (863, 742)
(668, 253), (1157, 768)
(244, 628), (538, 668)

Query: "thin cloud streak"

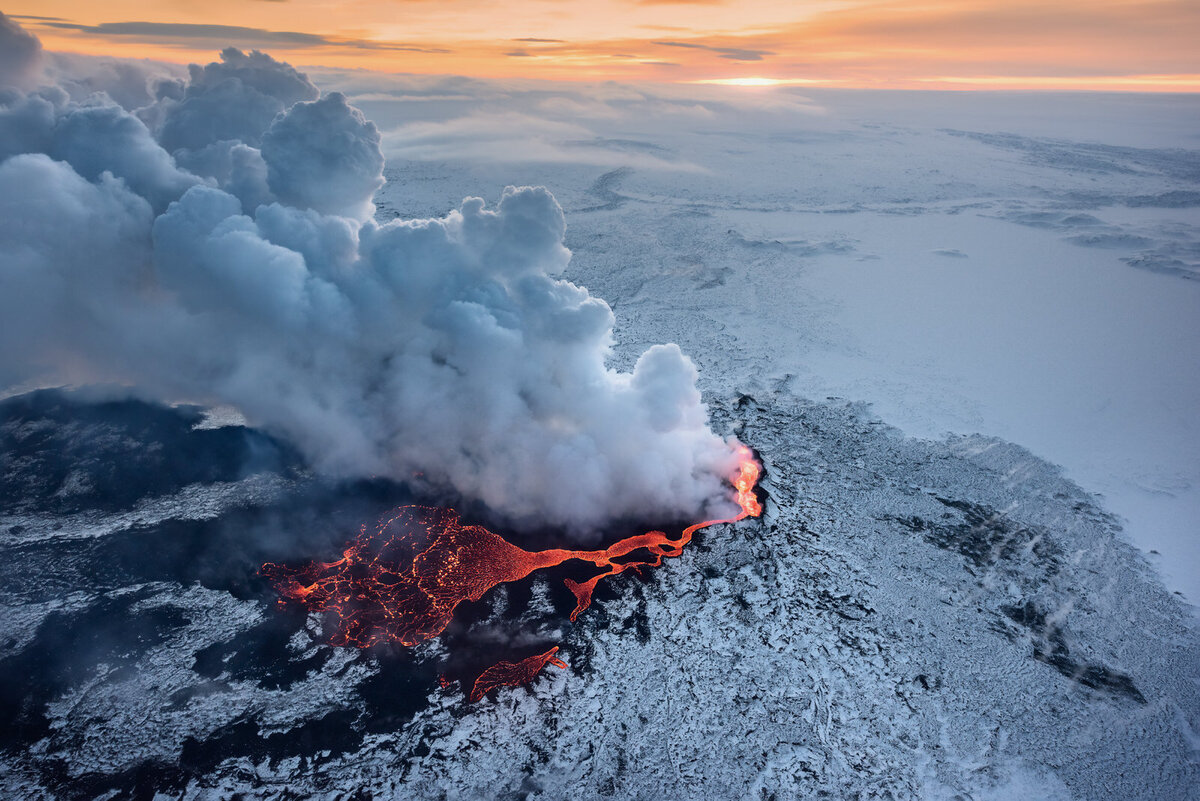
(652, 40), (772, 62)
(40, 20), (454, 53)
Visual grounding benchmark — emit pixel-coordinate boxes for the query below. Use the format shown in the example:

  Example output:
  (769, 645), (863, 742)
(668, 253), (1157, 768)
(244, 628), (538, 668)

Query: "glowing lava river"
(262, 445), (762, 701)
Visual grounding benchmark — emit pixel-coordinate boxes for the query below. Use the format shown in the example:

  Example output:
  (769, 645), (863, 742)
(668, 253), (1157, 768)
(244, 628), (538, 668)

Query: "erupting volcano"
(262, 445), (762, 699)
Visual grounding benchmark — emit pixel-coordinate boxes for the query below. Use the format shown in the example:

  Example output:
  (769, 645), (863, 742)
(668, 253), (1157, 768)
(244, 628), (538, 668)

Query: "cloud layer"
(0, 17), (741, 533)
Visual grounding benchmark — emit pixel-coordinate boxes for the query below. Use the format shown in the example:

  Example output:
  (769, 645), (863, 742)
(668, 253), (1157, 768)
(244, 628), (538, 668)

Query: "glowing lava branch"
(262, 444), (762, 690)
(561, 444), (762, 621)
(468, 647), (568, 703)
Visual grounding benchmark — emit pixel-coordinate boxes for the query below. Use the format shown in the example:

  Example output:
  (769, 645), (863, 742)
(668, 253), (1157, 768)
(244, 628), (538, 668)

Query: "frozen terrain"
(1, 84), (1198, 799)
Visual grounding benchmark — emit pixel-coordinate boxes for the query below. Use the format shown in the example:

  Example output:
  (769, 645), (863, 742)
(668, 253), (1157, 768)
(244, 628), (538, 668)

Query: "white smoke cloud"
(156, 47), (319, 153)
(51, 102), (204, 211)
(44, 52), (187, 112)
(0, 153), (156, 387)
(260, 93), (384, 221)
(0, 19), (742, 534)
(0, 12), (43, 90)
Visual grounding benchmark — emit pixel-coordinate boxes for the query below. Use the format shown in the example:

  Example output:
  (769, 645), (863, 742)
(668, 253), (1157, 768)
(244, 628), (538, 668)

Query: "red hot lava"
(468, 647), (568, 703)
(262, 445), (762, 698)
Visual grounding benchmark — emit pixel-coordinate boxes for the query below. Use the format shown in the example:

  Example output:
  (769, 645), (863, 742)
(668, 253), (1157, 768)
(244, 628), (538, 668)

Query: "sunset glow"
(6, 0), (1198, 90)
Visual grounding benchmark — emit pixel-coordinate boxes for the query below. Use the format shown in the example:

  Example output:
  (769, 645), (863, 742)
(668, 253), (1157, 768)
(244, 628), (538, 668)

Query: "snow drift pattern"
(0, 16), (740, 533)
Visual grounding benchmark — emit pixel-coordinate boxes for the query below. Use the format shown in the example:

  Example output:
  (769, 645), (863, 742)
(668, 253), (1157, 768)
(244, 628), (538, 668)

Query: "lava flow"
(468, 647), (568, 703)
(262, 445), (762, 696)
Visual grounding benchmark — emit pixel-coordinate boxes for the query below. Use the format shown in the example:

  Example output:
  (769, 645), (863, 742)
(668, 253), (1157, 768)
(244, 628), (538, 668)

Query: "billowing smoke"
(0, 16), (741, 533)
(0, 12), (42, 90)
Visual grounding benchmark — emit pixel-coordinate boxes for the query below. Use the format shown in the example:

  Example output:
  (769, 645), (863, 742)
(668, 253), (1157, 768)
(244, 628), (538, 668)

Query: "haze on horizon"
(6, 0), (1199, 91)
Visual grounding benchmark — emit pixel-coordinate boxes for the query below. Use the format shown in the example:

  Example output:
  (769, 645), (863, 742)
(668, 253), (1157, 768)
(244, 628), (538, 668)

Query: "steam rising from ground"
(0, 15), (740, 533)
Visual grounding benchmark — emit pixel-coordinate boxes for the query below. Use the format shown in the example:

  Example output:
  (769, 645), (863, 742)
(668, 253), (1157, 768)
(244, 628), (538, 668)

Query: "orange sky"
(7, 0), (1200, 90)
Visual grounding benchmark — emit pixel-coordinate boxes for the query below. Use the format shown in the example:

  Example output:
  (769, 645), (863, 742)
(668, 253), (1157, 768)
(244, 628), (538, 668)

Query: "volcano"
(0, 16), (1197, 798)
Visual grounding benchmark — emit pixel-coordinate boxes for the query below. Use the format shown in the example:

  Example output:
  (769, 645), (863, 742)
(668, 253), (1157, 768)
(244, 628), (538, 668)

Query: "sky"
(6, 0), (1199, 90)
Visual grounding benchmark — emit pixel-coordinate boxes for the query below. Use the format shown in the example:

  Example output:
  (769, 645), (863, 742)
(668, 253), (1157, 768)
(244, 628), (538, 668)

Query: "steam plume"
(0, 11), (42, 90)
(0, 17), (741, 533)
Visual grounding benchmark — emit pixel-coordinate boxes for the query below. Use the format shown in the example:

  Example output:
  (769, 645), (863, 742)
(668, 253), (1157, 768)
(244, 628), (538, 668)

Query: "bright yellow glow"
(4, 0), (1198, 90)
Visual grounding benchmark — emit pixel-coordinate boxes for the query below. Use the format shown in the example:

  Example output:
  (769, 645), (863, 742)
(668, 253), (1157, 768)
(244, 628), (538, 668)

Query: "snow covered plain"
(1, 84), (1198, 798)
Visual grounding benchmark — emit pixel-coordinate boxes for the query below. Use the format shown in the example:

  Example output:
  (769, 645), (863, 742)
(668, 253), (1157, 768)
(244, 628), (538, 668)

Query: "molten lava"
(262, 445), (762, 698)
(468, 647), (568, 703)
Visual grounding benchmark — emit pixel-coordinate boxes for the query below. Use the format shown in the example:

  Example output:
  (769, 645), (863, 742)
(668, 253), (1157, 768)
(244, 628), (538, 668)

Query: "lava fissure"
(262, 444), (762, 697)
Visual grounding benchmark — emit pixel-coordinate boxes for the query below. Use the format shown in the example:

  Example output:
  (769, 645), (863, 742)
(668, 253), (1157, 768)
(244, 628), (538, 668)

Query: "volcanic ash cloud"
(0, 17), (742, 533)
